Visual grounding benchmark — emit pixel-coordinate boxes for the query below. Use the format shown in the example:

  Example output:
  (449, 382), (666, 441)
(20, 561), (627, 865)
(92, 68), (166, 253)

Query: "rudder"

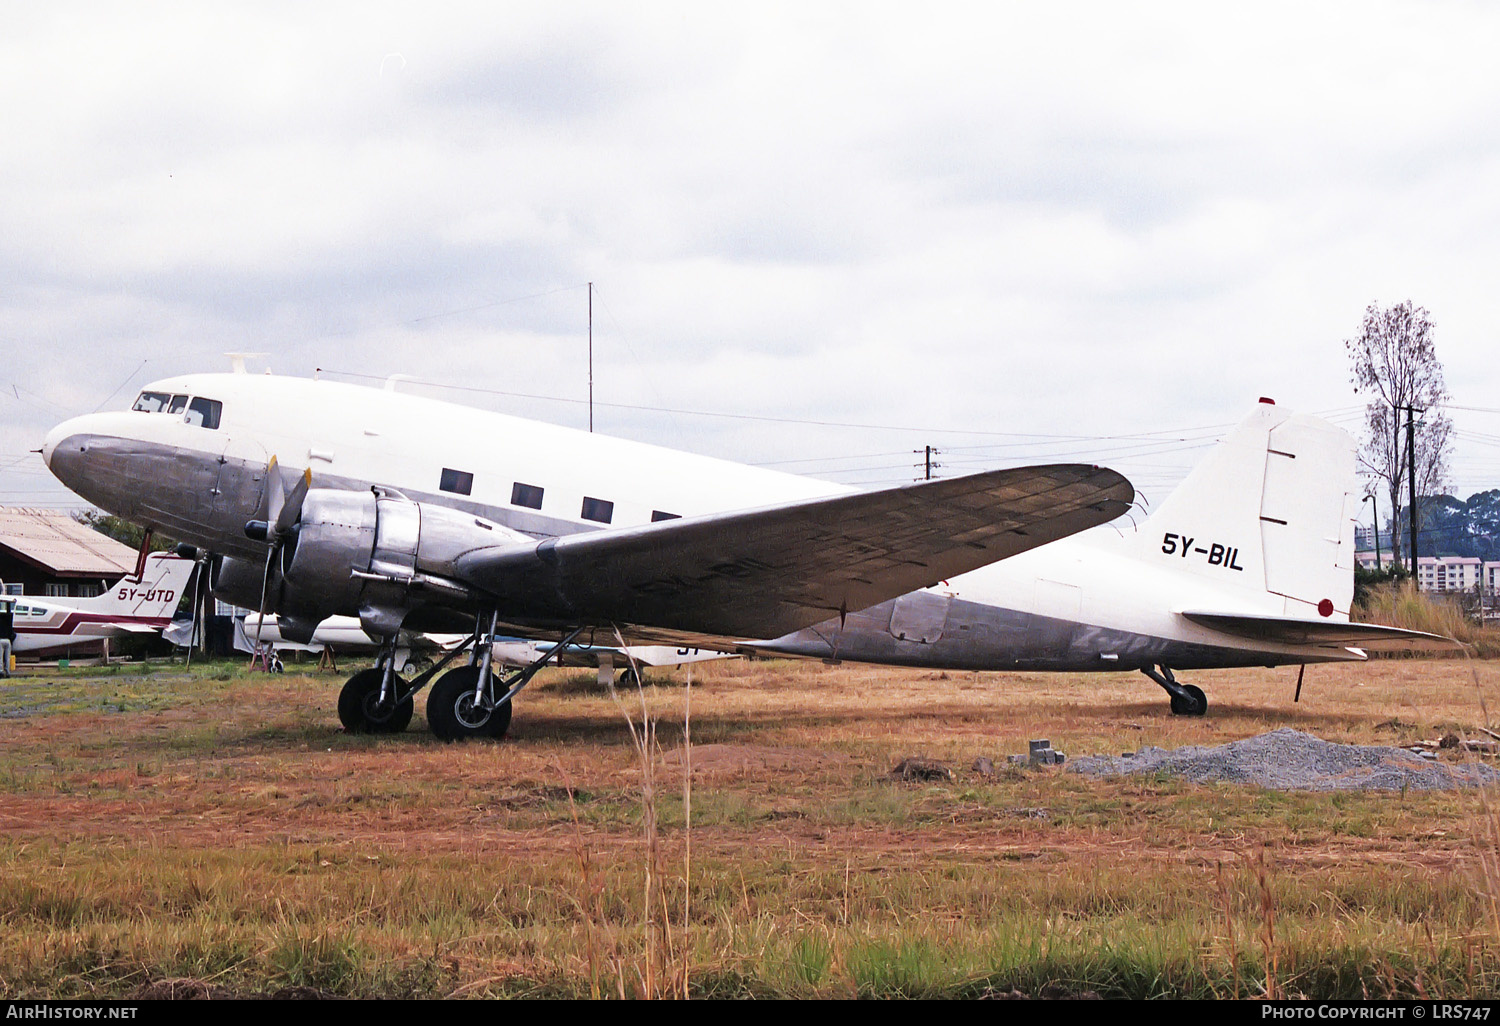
(1137, 401), (1357, 618)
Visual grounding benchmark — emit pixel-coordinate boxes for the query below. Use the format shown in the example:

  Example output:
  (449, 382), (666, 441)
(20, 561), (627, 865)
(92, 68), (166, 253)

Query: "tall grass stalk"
(681, 661), (693, 1000)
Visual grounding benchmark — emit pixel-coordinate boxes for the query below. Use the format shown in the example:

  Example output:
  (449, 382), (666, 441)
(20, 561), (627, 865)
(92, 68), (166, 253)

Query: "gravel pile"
(1069, 728), (1500, 792)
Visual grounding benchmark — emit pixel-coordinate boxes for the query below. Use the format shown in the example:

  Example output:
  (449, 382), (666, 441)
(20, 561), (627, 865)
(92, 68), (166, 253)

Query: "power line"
(314, 367), (1261, 440)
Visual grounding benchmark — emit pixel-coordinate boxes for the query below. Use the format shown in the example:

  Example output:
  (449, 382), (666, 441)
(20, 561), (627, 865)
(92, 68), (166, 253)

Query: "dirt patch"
(129, 978), (340, 1000)
(130, 978), (237, 1000)
(658, 742), (854, 780)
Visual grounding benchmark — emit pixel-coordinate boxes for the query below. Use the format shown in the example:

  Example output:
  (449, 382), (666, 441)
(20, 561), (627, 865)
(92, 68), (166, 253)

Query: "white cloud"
(4, 0), (1500, 507)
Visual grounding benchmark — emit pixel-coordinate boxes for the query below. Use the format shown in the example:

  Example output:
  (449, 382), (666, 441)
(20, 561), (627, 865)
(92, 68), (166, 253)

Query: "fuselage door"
(888, 591), (950, 644)
(212, 435), (269, 522)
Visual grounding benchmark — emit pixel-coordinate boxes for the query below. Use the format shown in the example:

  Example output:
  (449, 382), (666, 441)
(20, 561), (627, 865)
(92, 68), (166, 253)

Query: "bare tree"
(1345, 300), (1452, 568)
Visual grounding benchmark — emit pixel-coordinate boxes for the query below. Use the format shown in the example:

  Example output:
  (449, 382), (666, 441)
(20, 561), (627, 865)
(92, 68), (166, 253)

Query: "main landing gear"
(337, 640), (418, 735)
(1142, 664), (1207, 717)
(336, 615), (585, 741)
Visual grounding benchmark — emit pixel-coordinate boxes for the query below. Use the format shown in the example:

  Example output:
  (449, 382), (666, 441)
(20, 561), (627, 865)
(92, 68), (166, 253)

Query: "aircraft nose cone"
(42, 416), (101, 491)
(41, 420), (74, 471)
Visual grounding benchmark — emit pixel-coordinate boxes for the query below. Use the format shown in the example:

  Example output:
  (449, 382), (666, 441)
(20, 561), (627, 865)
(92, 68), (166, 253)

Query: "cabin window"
(186, 397), (222, 429)
(440, 468), (474, 496)
(511, 482), (544, 509)
(168, 394), (189, 414)
(132, 391), (170, 413)
(651, 511), (681, 522)
(581, 497), (614, 524)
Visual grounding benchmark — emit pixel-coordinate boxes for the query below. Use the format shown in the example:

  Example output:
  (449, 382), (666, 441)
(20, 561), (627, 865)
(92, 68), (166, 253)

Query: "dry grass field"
(3, 653), (1500, 998)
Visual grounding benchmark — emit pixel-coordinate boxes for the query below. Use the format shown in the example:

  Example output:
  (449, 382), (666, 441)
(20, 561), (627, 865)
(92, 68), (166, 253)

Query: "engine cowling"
(210, 554), (270, 612)
(216, 487), (532, 633)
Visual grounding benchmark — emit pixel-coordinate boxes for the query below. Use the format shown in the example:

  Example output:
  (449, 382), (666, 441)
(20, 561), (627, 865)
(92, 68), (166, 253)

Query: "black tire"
(427, 666), (513, 741)
(338, 668), (415, 734)
(1169, 683), (1207, 717)
(617, 667), (641, 689)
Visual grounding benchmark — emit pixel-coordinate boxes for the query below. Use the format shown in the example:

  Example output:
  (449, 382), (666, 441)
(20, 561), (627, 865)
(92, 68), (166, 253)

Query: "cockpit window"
(132, 391), (170, 413)
(168, 394), (189, 414)
(186, 397), (222, 429)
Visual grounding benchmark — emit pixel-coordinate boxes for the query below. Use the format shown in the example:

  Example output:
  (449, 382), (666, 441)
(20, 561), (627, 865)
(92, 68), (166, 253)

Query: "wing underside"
(454, 463), (1134, 642)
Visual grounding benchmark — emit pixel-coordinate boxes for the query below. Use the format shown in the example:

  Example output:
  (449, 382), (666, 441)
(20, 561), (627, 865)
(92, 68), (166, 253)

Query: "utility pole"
(587, 282), (593, 433)
(1406, 404), (1419, 577)
(914, 446), (940, 481)
(1364, 493), (1382, 571)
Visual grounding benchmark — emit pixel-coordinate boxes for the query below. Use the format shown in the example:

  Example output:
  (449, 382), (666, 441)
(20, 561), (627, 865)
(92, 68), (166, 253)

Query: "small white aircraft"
(224, 610), (730, 685)
(40, 372), (1443, 738)
(2, 552), (195, 658)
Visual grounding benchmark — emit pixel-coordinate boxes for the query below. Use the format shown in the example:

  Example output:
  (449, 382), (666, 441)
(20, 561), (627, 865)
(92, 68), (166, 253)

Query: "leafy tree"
(1345, 300), (1452, 568)
(71, 510), (175, 553)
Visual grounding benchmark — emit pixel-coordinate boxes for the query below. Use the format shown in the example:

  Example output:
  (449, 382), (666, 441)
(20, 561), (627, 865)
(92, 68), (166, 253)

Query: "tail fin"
(1136, 400), (1358, 618)
(78, 552), (196, 621)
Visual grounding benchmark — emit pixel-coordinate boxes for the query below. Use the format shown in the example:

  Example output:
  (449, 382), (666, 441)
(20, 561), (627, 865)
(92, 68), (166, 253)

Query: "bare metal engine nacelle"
(210, 554), (271, 613)
(273, 488), (531, 635)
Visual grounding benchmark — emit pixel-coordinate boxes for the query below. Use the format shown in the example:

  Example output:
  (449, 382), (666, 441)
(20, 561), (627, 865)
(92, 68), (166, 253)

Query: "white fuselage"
(41, 373), (1364, 672)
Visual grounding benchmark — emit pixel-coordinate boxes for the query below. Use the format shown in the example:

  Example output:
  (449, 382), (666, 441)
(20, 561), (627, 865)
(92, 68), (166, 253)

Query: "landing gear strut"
(426, 618), (586, 742)
(334, 617), (586, 740)
(337, 628), (476, 735)
(1142, 664), (1207, 716)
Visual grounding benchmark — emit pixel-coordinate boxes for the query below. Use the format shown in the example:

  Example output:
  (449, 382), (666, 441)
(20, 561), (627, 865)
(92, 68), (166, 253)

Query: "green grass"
(1, 839), (1494, 998)
(4, 660), (1500, 997)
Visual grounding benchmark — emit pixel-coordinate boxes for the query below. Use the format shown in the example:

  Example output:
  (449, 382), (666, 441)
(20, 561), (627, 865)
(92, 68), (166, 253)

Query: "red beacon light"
(1258, 397), (1276, 405)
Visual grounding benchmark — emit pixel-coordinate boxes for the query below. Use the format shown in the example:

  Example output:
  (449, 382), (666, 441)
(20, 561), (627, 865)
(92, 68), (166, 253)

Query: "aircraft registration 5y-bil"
(40, 370), (1442, 740)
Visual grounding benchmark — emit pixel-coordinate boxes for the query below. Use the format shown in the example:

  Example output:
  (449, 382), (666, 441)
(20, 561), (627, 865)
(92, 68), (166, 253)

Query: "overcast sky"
(4, 1), (1499, 516)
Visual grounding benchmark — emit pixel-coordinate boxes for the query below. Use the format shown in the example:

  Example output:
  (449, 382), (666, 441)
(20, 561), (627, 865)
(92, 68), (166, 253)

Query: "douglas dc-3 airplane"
(40, 371), (1442, 739)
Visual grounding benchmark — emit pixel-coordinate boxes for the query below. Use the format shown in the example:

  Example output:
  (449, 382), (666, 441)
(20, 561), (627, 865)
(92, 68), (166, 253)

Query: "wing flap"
(1181, 610), (1460, 651)
(455, 464), (1133, 641)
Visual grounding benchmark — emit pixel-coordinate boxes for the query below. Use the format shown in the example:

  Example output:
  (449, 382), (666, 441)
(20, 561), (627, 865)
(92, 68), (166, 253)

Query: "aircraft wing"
(1180, 611), (1460, 652)
(454, 464), (1133, 641)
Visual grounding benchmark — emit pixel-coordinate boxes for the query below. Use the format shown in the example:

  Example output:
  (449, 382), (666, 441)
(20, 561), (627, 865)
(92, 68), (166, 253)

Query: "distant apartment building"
(1353, 552), (1500, 595)
(1417, 556), (1484, 593)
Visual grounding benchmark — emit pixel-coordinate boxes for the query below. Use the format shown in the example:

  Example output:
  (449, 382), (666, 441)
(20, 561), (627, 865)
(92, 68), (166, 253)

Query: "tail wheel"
(338, 668), (414, 734)
(1169, 683), (1208, 717)
(427, 666), (512, 741)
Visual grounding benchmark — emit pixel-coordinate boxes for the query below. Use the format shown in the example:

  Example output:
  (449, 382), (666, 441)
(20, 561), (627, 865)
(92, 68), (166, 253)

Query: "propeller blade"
(275, 467), (312, 537)
(265, 455), (284, 531)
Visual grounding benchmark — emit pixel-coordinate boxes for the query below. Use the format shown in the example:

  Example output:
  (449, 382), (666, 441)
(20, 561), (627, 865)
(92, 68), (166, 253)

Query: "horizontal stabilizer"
(456, 464), (1134, 641)
(1181, 610), (1459, 651)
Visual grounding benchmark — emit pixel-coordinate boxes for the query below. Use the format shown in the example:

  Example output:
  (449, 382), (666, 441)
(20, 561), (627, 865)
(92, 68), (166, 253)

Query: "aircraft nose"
(42, 414), (107, 490)
(41, 419), (74, 471)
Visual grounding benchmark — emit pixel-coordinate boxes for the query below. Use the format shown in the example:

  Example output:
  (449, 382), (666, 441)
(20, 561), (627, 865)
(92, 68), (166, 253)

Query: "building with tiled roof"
(0, 507), (138, 598)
